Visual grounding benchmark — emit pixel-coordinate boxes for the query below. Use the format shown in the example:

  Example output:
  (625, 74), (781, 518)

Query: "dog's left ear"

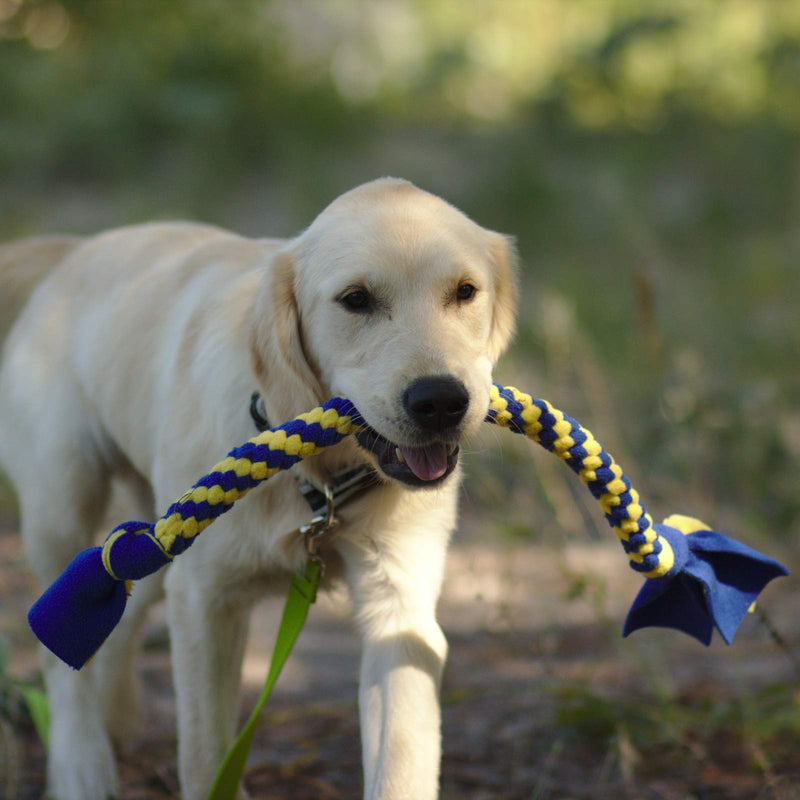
(249, 248), (325, 425)
(486, 233), (519, 364)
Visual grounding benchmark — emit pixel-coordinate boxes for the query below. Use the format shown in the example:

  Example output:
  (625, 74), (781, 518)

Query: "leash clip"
(299, 483), (338, 574)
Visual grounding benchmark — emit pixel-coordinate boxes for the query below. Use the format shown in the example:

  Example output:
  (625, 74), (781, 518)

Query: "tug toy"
(29, 384), (788, 670)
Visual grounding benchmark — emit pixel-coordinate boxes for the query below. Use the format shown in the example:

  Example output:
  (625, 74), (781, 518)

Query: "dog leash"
(207, 491), (335, 800)
(207, 560), (321, 799)
(207, 481), (342, 799)
(26, 383), (789, 793)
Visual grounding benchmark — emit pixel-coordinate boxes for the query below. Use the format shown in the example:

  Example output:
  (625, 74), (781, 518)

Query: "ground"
(2, 513), (799, 800)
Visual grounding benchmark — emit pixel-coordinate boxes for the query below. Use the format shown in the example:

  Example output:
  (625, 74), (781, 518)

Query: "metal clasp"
(299, 483), (338, 574)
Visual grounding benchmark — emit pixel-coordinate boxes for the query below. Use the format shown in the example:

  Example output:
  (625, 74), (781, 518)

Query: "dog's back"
(0, 235), (81, 344)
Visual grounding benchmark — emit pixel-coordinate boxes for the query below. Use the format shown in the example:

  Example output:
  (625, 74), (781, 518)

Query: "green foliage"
(0, 637), (49, 749)
(17, 685), (49, 750)
(553, 681), (800, 785)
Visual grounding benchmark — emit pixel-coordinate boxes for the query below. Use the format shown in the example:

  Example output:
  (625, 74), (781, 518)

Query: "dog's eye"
(338, 287), (372, 313)
(456, 281), (477, 302)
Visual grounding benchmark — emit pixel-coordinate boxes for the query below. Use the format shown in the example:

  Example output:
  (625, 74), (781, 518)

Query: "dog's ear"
(487, 233), (519, 364)
(250, 249), (325, 423)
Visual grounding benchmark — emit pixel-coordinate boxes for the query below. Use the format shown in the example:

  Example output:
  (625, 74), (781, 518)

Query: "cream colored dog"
(0, 178), (517, 800)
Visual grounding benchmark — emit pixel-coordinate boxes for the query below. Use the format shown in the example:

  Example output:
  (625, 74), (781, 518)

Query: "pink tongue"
(399, 443), (449, 481)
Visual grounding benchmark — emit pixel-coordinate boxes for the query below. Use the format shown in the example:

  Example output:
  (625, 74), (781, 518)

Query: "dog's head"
(251, 178), (517, 488)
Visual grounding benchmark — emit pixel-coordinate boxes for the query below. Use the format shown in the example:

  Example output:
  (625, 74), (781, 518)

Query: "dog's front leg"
(165, 555), (250, 800)
(359, 616), (448, 800)
(341, 526), (450, 800)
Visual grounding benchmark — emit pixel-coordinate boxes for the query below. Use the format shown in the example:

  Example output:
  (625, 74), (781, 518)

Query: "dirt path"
(2, 519), (799, 799)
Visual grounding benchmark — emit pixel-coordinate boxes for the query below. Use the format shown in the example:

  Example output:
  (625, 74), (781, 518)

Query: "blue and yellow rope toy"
(29, 384), (787, 670)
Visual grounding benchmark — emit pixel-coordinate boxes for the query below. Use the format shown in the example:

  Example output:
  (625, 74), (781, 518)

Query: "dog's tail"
(0, 235), (81, 344)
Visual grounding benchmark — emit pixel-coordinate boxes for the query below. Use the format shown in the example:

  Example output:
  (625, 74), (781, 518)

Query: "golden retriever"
(0, 178), (517, 799)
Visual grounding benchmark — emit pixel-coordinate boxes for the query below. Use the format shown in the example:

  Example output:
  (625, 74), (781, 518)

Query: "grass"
(0, 637), (49, 799)
(548, 680), (800, 797)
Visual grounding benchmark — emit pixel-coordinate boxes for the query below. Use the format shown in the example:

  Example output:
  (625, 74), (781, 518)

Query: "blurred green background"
(1, 0), (799, 553)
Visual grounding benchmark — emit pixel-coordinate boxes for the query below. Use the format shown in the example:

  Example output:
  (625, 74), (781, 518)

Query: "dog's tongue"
(400, 443), (449, 481)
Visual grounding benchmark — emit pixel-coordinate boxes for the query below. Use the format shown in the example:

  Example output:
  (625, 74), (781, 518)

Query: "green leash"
(206, 558), (322, 800)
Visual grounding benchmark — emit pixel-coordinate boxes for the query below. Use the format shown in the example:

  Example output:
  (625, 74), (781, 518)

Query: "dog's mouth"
(355, 428), (459, 488)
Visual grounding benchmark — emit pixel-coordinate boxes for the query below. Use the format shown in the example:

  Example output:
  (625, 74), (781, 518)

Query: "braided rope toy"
(29, 384), (787, 670)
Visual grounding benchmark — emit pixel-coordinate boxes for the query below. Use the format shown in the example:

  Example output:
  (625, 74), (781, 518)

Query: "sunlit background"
(1, 2), (800, 795)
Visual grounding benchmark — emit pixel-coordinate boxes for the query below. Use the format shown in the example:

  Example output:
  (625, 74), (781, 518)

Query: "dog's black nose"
(403, 376), (469, 432)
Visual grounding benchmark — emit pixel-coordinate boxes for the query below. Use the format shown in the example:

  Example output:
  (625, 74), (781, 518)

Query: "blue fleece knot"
(27, 547), (126, 670)
(103, 524), (171, 581)
(624, 523), (789, 645)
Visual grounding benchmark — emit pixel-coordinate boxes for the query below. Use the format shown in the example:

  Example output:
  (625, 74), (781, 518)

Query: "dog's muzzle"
(355, 376), (468, 487)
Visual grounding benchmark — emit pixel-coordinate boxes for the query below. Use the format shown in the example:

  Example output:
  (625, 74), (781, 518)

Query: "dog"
(0, 178), (517, 799)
